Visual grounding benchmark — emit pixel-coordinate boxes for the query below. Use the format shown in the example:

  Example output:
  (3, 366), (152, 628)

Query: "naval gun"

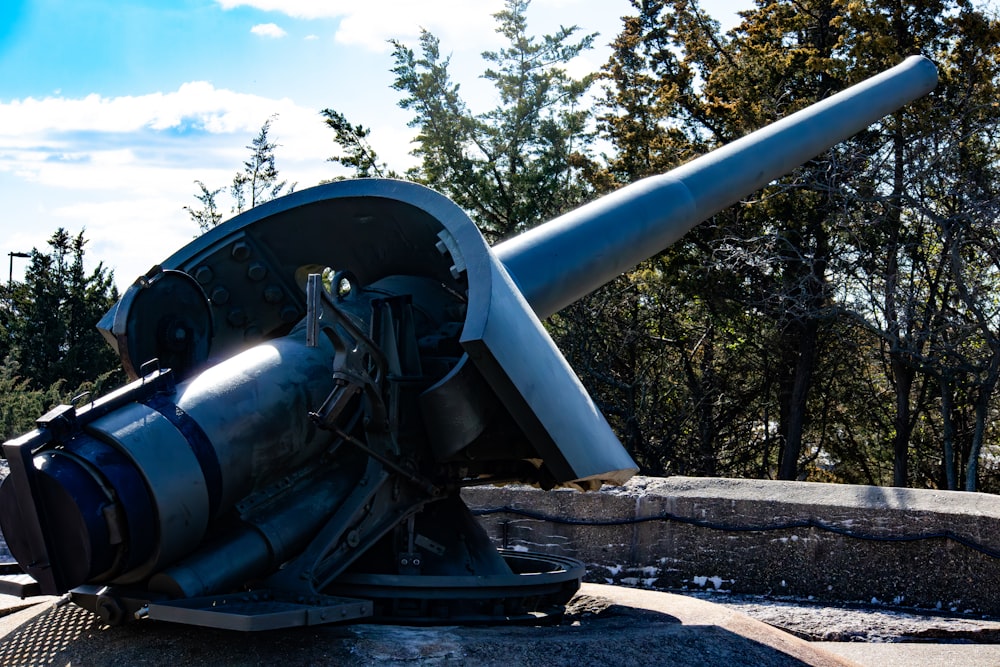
(0, 56), (937, 630)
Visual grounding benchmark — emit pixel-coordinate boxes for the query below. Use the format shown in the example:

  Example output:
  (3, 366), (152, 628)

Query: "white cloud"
(0, 84), (341, 286)
(216, 0), (387, 20)
(251, 22), (287, 38)
(216, 0), (506, 51)
(0, 83), (293, 137)
(52, 196), (199, 282)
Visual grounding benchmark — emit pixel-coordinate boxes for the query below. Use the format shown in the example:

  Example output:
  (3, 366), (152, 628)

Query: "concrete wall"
(462, 476), (1000, 616)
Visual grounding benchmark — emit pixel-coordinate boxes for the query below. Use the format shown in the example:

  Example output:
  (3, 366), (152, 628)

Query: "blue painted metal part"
(146, 178), (638, 486)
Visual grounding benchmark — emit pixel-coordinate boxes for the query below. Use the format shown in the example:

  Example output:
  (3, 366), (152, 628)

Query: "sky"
(0, 0), (753, 288)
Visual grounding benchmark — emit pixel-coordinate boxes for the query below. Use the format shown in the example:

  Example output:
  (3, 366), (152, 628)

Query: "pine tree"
(185, 117), (295, 232)
(322, 109), (396, 179)
(595, 0), (1000, 488)
(5, 229), (121, 392)
(230, 116), (293, 214)
(322, 0), (599, 242)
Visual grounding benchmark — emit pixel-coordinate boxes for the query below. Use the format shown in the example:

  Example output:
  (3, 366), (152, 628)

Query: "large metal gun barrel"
(0, 56), (937, 630)
(497, 55), (938, 318)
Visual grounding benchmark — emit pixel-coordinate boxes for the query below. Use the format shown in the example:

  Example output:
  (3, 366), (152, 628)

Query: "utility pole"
(8, 251), (30, 284)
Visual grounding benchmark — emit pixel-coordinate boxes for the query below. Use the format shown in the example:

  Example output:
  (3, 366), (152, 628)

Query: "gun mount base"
(52, 493), (584, 630)
(66, 588), (373, 632)
(62, 550), (582, 630)
(329, 550), (584, 624)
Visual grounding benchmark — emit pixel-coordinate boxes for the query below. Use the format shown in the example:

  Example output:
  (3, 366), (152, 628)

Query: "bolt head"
(194, 266), (214, 284)
(264, 285), (284, 304)
(248, 262), (267, 281)
(227, 308), (247, 327)
(231, 241), (251, 261)
(211, 287), (230, 305)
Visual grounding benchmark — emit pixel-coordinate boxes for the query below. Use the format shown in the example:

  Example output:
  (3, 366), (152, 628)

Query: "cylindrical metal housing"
(0, 324), (340, 590)
(495, 55), (938, 319)
(171, 333), (338, 510)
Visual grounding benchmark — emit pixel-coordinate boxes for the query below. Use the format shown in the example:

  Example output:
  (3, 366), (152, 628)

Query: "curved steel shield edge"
(136, 178), (636, 486)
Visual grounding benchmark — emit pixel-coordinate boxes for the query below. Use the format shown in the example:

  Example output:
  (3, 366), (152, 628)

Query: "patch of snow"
(692, 575), (726, 590)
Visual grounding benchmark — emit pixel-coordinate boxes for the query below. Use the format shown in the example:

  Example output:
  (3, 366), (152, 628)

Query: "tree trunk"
(891, 359), (913, 487)
(966, 357), (1000, 492)
(940, 375), (957, 490)
(778, 319), (820, 480)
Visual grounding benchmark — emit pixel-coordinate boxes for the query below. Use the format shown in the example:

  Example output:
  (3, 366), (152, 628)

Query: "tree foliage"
(326, 0), (599, 241)
(185, 180), (223, 232)
(587, 0), (1000, 490)
(230, 116), (292, 214)
(0, 360), (70, 441)
(185, 116), (295, 233)
(0, 229), (123, 438)
(323, 108), (397, 179)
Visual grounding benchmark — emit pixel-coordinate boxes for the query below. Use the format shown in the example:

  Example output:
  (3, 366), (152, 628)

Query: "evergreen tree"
(594, 0), (1000, 488)
(322, 109), (397, 179)
(185, 116), (295, 232)
(230, 116), (293, 214)
(4, 229), (122, 393)
(324, 0), (599, 242)
(185, 180), (224, 233)
(0, 359), (68, 440)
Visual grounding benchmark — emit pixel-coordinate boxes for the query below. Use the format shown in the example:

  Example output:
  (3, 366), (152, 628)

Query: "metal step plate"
(148, 590), (372, 631)
(0, 568), (41, 598)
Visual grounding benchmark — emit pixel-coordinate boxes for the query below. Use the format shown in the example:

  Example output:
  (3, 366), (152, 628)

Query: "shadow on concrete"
(0, 592), (843, 667)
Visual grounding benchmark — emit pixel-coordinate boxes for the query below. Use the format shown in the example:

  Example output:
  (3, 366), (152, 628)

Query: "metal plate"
(328, 550), (584, 624)
(147, 590), (372, 631)
(0, 572), (41, 598)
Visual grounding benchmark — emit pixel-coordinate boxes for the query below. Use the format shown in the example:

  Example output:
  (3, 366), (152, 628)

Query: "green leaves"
(185, 116), (294, 233)
(322, 108), (396, 179)
(385, 0), (598, 241)
(2, 229), (122, 411)
(231, 116), (293, 214)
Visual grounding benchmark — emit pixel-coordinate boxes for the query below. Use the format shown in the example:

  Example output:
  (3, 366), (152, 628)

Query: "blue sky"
(0, 0), (751, 287)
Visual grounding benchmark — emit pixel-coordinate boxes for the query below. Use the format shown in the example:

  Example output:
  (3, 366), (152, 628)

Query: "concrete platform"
(5, 583), (990, 666)
(825, 642), (1000, 667)
(464, 477), (1000, 616)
